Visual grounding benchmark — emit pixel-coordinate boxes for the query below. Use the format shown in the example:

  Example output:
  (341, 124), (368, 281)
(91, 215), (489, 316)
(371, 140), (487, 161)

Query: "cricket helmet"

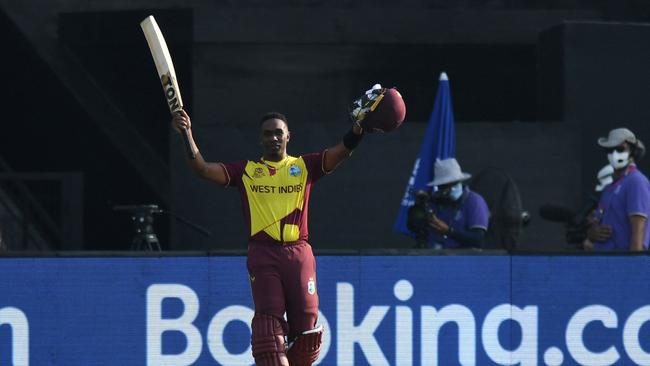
(351, 85), (406, 132)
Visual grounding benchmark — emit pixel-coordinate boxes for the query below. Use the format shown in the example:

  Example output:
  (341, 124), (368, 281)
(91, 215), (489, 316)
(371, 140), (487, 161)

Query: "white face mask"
(607, 150), (630, 170)
(449, 182), (464, 201)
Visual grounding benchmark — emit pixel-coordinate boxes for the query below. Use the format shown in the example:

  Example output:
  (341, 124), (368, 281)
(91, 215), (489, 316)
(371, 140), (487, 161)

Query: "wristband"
(343, 128), (363, 150)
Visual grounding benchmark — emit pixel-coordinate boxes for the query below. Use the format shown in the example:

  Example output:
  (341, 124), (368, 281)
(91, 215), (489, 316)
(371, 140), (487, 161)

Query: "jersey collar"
(260, 156), (292, 168)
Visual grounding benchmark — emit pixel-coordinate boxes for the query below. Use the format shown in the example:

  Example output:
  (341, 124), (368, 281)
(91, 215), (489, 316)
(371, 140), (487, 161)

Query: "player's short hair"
(260, 112), (289, 129)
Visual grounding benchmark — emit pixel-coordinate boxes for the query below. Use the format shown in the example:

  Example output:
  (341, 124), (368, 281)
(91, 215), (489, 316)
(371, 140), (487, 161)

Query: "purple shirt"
(594, 165), (650, 251)
(428, 188), (490, 249)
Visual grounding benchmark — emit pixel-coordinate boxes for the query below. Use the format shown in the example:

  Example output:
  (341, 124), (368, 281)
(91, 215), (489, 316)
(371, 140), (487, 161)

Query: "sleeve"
(301, 151), (328, 183)
(466, 193), (490, 231)
(626, 175), (650, 218)
(220, 161), (247, 188)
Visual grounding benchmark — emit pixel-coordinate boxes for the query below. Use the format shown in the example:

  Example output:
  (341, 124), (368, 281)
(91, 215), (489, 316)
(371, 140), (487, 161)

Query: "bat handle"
(181, 127), (196, 160)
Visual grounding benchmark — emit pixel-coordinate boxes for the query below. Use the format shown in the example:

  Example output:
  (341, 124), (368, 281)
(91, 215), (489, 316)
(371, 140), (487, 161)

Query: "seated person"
(426, 158), (490, 249)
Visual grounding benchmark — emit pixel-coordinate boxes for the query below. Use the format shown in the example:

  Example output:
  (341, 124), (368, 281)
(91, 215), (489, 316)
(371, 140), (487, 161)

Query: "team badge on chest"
(252, 167), (265, 178)
(289, 164), (301, 177)
(455, 211), (463, 221)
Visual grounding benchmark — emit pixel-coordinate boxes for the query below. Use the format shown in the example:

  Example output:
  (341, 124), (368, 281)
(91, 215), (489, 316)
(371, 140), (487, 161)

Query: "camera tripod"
(114, 204), (213, 251)
(130, 212), (161, 251)
(114, 204), (162, 251)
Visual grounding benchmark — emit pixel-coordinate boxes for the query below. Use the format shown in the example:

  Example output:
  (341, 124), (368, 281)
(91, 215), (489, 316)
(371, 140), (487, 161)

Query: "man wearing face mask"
(587, 127), (650, 251)
(426, 158), (490, 249)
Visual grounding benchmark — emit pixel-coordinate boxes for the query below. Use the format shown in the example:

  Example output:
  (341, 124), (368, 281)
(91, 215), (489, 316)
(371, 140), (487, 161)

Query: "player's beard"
(263, 141), (284, 160)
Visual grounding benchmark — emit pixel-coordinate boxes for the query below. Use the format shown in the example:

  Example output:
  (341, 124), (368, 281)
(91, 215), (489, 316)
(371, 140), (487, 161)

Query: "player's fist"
(171, 110), (191, 134)
(350, 84), (382, 126)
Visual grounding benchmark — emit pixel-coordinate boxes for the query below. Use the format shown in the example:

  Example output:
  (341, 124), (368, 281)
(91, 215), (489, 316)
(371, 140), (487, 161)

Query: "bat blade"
(140, 15), (194, 158)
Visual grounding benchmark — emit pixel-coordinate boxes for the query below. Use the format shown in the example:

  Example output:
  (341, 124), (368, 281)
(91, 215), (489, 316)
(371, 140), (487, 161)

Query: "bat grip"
(181, 128), (196, 160)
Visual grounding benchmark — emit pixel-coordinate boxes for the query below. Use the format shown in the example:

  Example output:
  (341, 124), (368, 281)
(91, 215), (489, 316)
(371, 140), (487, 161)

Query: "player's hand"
(349, 83), (383, 131)
(172, 110), (191, 134)
(429, 215), (450, 235)
(586, 223), (612, 242)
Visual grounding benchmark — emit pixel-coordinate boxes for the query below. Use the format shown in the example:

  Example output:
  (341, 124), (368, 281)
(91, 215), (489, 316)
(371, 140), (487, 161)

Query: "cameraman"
(586, 128), (650, 251)
(426, 158), (489, 249)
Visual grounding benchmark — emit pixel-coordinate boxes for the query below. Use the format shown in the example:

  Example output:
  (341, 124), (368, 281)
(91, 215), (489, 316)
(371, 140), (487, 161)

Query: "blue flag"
(393, 72), (456, 235)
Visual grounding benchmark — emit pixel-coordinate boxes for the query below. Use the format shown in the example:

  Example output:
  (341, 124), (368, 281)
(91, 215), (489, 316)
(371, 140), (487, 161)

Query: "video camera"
(538, 194), (600, 246)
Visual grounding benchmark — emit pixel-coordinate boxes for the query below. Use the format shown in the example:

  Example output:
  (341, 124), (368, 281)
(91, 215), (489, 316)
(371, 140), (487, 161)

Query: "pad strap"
(287, 325), (324, 366)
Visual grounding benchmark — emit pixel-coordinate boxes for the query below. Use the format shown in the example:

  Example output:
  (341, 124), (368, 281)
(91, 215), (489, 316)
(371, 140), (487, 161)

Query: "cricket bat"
(140, 15), (196, 159)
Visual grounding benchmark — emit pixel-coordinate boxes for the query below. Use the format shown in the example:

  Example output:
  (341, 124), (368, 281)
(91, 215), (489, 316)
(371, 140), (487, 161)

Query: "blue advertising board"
(1, 255), (650, 365)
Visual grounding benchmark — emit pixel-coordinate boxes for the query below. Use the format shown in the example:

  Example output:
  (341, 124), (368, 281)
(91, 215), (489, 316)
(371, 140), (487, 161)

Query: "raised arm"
(172, 110), (229, 185)
(323, 124), (363, 173)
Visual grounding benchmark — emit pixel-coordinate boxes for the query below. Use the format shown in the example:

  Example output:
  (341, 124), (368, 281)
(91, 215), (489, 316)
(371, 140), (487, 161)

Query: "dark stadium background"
(1, 1), (650, 252)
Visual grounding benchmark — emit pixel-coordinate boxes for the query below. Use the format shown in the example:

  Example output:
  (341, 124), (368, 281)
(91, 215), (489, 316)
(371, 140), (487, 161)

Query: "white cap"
(427, 158), (471, 187)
